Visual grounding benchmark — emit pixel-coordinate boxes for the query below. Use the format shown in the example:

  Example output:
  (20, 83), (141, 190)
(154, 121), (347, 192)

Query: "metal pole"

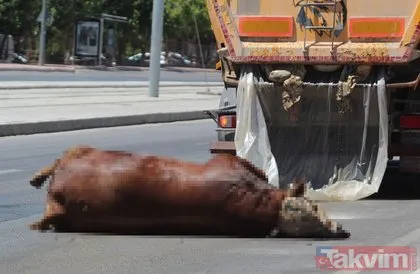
(98, 17), (104, 66)
(38, 0), (47, 66)
(71, 23), (75, 67)
(192, 11), (210, 92)
(148, 0), (165, 97)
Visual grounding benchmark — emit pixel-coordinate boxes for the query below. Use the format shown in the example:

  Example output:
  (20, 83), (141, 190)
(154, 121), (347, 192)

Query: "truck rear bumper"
(210, 141), (236, 155)
(229, 42), (417, 65)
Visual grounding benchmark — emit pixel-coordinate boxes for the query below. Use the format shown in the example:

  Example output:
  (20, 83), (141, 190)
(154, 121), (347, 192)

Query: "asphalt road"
(0, 120), (420, 274)
(0, 69), (223, 82)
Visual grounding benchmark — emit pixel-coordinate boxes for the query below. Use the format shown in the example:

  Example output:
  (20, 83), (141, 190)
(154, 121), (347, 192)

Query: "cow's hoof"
(29, 174), (45, 188)
(29, 221), (42, 231)
(29, 221), (49, 232)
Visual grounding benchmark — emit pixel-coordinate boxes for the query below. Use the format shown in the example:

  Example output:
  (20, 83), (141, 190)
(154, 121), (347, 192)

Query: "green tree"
(0, 0), (216, 63)
(164, 0), (213, 44)
(0, 0), (41, 54)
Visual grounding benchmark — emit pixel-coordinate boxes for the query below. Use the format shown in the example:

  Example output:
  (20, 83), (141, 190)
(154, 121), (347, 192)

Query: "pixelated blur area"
(28, 145), (349, 239)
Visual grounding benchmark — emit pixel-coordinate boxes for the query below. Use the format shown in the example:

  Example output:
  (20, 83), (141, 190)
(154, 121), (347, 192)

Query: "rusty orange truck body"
(205, 0), (420, 201)
(208, 0), (419, 65)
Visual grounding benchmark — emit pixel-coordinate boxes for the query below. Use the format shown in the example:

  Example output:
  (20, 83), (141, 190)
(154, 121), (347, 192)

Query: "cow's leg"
(29, 196), (65, 232)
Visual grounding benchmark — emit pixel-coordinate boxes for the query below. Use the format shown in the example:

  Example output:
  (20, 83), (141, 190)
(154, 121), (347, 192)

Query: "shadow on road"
(365, 166), (420, 200)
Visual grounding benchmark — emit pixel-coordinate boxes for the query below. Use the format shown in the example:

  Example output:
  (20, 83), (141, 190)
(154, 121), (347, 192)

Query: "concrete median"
(0, 86), (221, 137)
(0, 81), (224, 90)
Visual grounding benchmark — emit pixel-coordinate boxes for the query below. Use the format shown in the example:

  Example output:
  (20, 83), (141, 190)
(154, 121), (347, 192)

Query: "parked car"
(167, 52), (194, 67)
(125, 52), (167, 66)
(12, 52), (28, 64)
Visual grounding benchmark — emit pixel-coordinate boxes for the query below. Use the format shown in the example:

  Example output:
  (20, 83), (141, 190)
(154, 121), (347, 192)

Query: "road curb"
(0, 82), (224, 90)
(0, 67), (77, 73)
(0, 110), (214, 137)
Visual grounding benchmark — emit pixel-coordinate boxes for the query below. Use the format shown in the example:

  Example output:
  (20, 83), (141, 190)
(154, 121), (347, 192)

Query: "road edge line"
(0, 110), (215, 137)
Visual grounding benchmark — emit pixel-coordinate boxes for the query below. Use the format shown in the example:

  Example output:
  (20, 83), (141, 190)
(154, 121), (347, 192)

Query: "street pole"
(98, 17), (104, 66)
(38, 0), (47, 66)
(192, 11), (210, 93)
(148, 0), (165, 97)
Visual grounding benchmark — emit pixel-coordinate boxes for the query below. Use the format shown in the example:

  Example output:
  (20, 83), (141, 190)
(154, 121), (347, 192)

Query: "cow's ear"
(288, 178), (307, 197)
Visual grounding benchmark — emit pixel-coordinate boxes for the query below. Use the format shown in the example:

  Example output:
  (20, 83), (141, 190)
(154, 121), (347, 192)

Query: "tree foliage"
(0, 0), (216, 62)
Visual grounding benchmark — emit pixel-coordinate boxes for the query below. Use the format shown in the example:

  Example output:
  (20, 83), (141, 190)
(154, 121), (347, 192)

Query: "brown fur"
(29, 145), (350, 239)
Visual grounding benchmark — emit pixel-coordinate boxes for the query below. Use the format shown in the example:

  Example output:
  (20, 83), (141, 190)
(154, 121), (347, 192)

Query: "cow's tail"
(29, 145), (94, 189)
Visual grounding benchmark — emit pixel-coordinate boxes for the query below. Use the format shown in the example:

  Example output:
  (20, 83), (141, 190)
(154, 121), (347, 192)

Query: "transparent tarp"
(235, 66), (388, 201)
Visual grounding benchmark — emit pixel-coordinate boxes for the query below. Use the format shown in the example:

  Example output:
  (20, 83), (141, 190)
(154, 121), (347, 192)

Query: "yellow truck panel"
(207, 0), (420, 64)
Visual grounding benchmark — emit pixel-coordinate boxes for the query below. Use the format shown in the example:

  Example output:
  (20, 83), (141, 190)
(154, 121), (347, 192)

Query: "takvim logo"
(315, 246), (417, 271)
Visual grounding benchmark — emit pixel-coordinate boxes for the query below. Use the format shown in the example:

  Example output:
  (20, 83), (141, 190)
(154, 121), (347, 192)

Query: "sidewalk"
(0, 63), (218, 73)
(0, 84), (224, 137)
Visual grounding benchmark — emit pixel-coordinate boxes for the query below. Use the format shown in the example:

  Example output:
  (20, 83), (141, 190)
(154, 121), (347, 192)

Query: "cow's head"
(271, 196), (350, 239)
(269, 179), (350, 239)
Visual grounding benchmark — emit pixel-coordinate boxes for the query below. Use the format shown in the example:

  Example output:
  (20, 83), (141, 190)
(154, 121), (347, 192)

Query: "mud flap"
(234, 66), (389, 201)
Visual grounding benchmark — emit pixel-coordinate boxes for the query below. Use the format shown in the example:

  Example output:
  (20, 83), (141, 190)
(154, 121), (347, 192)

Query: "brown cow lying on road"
(29, 145), (350, 239)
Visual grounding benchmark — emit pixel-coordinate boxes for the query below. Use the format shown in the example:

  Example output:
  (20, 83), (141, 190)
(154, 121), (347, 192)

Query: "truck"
(204, 0), (420, 201)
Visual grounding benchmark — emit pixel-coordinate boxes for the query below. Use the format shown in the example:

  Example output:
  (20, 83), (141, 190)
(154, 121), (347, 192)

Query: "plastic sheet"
(234, 65), (389, 201)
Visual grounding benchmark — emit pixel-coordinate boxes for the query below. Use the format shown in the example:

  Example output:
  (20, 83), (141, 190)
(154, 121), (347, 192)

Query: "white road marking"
(0, 169), (23, 175)
(330, 228), (420, 274)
